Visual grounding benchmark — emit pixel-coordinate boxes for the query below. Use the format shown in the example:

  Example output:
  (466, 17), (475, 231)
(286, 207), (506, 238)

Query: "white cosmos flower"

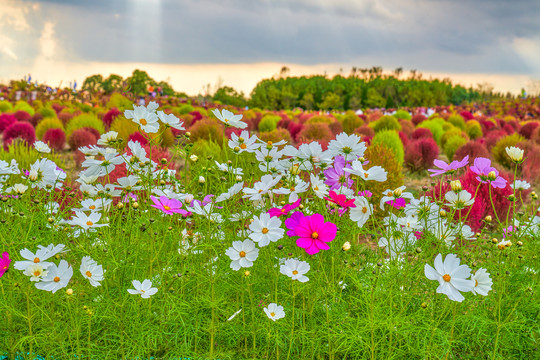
(67, 212), (109, 231)
(510, 180), (530, 191)
(0, 159), (20, 175)
(23, 264), (48, 282)
(243, 174), (282, 201)
(349, 196), (372, 227)
(124, 104), (160, 133)
(14, 244), (67, 271)
(273, 177), (309, 203)
(74, 198), (112, 213)
(128, 279), (158, 298)
(79, 256), (104, 287)
(264, 303), (285, 322)
(445, 190), (474, 209)
(379, 185), (414, 210)
(280, 259), (310, 282)
(97, 131), (118, 146)
(35, 260), (73, 294)
(157, 110), (185, 130)
(470, 268), (492, 296)
(424, 253), (475, 302)
(212, 108), (247, 129)
(309, 174), (329, 199)
(225, 239), (259, 271)
(505, 146), (524, 163)
(397, 214), (421, 231)
(8, 183), (28, 194)
(214, 161), (243, 175)
(215, 182), (244, 203)
(327, 132), (366, 161)
(34, 141), (51, 153)
(248, 213), (284, 247)
(228, 130), (259, 153)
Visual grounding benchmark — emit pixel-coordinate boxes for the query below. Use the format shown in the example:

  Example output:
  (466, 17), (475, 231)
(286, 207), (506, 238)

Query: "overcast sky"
(1, 0), (539, 95)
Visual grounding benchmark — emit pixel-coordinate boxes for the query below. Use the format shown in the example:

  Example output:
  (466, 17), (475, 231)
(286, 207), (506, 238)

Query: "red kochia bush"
(353, 125), (375, 138)
(459, 111), (474, 120)
(287, 121), (304, 142)
(127, 132), (149, 146)
(0, 114), (17, 133)
(42, 128), (66, 151)
(13, 110), (32, 123)
(518, 121), (540, 139)
(485, 130), (507, 151)
(404, 138), (439, 172)
(3, 121), (36, 149)
(411, 127), (433, 140)
(102, 108), (122, 129)
(69, 128), (98, 151)
(521, 142), (540, 185)
(411, 113), (427, 126)
(453, 141), (490, 161)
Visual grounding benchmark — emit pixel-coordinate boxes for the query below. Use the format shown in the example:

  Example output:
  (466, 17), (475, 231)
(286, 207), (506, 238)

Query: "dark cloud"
(17, 0), (540, 75)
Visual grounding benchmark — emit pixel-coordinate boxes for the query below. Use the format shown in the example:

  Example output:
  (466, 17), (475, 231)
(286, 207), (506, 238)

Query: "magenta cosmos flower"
(469, 157), (507, 188)
(268, 198), (301, 218)
(295, 213), (337, 255)
(428, 155), (469, 177)
(150, 195), (189, 216)
(0, 252), (11, 277)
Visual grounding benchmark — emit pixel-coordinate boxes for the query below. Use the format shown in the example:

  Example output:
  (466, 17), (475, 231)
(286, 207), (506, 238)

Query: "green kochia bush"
(341, 113), (363, 134)
(465, 120), (483, 140)
(66, 113), (105, 138)
(443, 134), (468, 161)
(447, 114), (466, 130)
(0, 100), (13, 113)
(371, 130), (404, 165)
(392, 109), (412, 120)
(258, 115), (281, 132)
(372, 115), (402, 133)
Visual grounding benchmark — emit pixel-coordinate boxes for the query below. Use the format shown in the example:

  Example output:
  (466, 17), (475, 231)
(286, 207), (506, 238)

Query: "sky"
(1, 0), (540, 96)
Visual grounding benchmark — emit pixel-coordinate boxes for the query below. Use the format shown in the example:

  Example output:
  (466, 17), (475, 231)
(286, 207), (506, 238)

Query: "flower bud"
(233, 146), (240, 153)
(422, 185), (429, 192)
(244, 271), (250, 277)
(450, 180), (462, 192)
(289, 164), (300, 175)
(342, 241), (351, 251)
(439, 209), (447, 217)
(184, 194), (194, 204)
(185, 131), (191, 138)
(189, 154), (198, 162)
(508, 194), (516, 202)
(484, 215), (492, 223)
(117, 202), (124, 209)
(235, 175), (242, 182)
(132, 201), (139, 209)
(492, 237), (499, 244)
(487, 171), (497, 181)
(517, 241), (523, 246)
(198, 176), (206, 184)
(66, 288), (73, 295)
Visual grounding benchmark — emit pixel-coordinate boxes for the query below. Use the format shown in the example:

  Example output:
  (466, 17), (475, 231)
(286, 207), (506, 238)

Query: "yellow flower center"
(314, 186), (319, 191)
(239, 251), (246, 257)
(240, 143), (247, 149)
(311, 232), (319, 239)
(87, 221), (93, 226)
(270, 312), (275, 317)
(475, 279), (478, 287)
(33, 270), (41, 277)
(292, 270), (298, 275)
(89, 205), (96, 210)
(33, 257), (40, 263)
(164, 205), (171, 211)
(362, 207), (368, 214)
(140, 118), (147, 126)
(54, 276), (60, 282)
(364, 172), (369, 178)
(443, 274), (451, 282)
(86, 271), (92, 278)
(262, 228), (269, 234)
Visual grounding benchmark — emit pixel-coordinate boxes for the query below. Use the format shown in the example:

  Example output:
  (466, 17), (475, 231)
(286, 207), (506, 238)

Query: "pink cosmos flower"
(0, 252), (11, 277)
(357, 190), (372, 197)
(469, 157), (507, 188)
(324, 190), (356, 216)
(285, 211), (305, 237)
(428, 155), (469, 177)
(502, 225), (517, 239)
(150, 195), (189, 216)
(294, 213), (337, 255)
(386, 197), (407, 209)
(268, 198), (301, 218)
(324, 156), (353, 190)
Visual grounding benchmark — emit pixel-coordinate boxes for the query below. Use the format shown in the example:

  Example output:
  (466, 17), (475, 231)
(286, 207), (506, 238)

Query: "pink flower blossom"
(294, 213), (337, 255)
(357, 190), (372, 197)
(386, 197), (407, 209)
(0, 252), (11, 277)
(469, 157), (507, 188)
(268, 198), (301, 218)
(323, 156), (353, 190)
(285, 211), (305, 237)
(150, 195), (189, 216)
(428, 155), (469, 177)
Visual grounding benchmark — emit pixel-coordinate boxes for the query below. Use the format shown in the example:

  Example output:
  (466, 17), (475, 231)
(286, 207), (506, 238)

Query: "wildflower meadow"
(0, 88), (539, 360)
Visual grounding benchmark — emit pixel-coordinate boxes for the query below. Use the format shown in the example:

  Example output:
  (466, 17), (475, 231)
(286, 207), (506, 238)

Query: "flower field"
(0, 91), (539, 360)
